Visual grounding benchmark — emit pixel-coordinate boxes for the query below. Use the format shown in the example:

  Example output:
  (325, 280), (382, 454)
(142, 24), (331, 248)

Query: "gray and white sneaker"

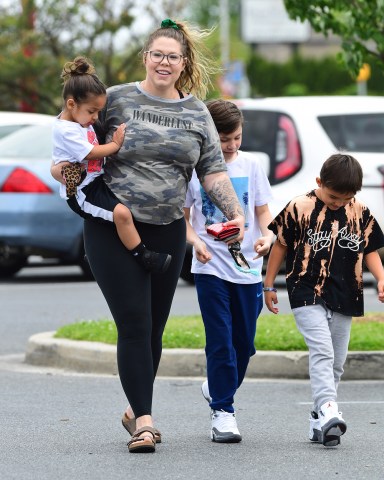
(201, 380), (212, 404)
(309, 411), (321, 442)
(210, 409), (242, 443)
(318, 401), (347, 447)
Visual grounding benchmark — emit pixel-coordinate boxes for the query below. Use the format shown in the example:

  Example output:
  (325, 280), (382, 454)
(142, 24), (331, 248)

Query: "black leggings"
(83, 217), (186, 417)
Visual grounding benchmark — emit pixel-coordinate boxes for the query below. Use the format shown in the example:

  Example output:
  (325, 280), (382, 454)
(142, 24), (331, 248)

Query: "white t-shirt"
(185, 150), (273, 284)
(52, 117), (104, 199)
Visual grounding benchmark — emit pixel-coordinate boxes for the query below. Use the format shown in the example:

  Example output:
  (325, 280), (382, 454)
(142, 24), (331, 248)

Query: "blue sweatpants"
(194, 274), (263, 413)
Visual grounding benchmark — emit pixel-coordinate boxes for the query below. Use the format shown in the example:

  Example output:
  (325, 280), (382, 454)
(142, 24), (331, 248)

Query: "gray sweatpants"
(292, 304), (352, 412)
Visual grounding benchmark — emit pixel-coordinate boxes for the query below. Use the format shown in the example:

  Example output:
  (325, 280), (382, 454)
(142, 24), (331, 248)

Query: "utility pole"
(356, 63), (370, 96)
(20, 0), (36, 112)
(219, 0), (230, 68)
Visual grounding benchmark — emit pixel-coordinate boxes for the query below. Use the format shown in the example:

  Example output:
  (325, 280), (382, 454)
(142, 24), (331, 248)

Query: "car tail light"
(274, 115), (302, 182)
(0, 167), (52, 193)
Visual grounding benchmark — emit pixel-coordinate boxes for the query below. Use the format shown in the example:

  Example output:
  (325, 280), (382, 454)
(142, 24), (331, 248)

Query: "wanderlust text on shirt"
(307, 226), (363, 252)
(133, 110), (193, 129)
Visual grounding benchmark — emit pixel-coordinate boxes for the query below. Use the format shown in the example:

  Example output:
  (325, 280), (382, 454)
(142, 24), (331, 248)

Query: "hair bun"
(61, 56), (95, 81)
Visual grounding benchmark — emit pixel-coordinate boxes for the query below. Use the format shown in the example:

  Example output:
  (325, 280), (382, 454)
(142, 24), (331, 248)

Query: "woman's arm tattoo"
(206, 176), (244, 220)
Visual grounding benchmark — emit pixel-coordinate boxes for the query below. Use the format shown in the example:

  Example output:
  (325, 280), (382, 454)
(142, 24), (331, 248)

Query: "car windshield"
(0, 125), (27, 140)
(241, 110), (278, 153)
(0, 125), (53, 158)
(318, 113), (384, 152)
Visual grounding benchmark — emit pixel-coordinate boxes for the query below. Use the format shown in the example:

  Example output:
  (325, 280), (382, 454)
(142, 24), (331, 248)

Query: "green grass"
(54, 313), (384, 351)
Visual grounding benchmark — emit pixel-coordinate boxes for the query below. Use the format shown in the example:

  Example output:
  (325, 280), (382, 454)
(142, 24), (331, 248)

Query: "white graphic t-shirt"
(185, 150), (273, 284)
(52, 118), (104, 199)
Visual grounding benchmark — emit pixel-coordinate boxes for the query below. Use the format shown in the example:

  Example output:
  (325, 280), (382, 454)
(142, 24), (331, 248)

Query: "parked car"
(235, 96), (384, 227)
(0, 119), (91, 278)
(0, 111), (54, 140)
(180, 96), (384, 283)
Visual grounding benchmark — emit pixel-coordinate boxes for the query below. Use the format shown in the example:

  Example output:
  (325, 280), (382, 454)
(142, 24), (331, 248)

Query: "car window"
(0, 125), (25, 140)
(239, 109), (302, 185)
(241, 110), (278, 158)
(0, 125), (53, 158)
(318, 114), (384, 152)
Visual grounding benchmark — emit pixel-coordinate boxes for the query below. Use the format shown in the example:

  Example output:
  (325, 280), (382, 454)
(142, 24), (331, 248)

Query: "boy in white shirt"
(184, 99), (274, 442)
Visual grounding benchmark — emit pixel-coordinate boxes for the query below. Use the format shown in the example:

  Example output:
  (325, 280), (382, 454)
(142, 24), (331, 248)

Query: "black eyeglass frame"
(144, 50), (185, 65)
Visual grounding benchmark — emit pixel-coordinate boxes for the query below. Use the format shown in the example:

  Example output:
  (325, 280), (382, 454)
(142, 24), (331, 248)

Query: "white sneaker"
(201, 380), (212, 404)
(309, 411), (321, 442)
(210, 409), (242, 443)
(318, 401), (347, 447)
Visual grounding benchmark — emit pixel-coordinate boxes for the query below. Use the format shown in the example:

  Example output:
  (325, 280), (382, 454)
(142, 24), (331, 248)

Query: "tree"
(188, 0), (252, 97)
(188, 0), (239, 28)
(284, 0), (384, 76)
(0, 0), (189, 113)
(188, 0), (250, 60)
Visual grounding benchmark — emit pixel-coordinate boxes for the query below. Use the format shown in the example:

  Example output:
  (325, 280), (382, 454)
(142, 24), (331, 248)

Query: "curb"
(25, 331), (384, 380)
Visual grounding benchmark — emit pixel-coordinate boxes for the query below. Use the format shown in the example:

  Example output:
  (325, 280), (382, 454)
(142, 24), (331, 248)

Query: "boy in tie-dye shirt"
(264, 153), (384, 448)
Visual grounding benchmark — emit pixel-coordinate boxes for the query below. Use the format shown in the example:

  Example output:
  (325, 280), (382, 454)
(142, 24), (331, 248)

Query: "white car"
(0, 111), (54, 139)
(179, 96), (384, 283)
(234, 96), (384, 242)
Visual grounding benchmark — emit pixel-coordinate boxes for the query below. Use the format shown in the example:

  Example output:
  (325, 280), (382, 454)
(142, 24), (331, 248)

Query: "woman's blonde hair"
(142, 20), (220, 100)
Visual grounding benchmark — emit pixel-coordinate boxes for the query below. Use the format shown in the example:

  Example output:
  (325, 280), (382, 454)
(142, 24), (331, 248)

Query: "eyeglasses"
(144, 50), (184, 65)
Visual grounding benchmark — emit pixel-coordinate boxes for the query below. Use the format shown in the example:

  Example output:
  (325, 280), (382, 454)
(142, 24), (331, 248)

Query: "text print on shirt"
(133, 109), (193, 129)
(307, 224), (363, 253)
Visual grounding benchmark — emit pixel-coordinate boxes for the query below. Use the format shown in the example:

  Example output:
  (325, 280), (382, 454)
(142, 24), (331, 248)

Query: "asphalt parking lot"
(0, 357), (383, 480)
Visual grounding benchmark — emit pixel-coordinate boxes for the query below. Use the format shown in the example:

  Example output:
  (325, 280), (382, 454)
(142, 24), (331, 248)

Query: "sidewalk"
(25, 331), (384, 380)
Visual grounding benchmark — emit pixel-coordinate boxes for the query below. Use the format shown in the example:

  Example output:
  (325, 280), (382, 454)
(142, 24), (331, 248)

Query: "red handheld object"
(206, 223), (240, 242)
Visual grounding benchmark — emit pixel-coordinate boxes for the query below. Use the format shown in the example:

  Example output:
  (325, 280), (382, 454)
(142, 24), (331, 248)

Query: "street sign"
(241, 0), (310, 44)
(218, 60), (250, 98)
(357, 63), (371, 82)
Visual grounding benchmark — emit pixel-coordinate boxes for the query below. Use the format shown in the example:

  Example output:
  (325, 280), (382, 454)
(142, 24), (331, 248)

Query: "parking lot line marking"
(299, 401), (384, 405)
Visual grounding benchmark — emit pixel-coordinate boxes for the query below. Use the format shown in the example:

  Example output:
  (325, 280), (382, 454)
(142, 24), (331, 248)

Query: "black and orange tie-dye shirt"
(269, 190), (384, 316)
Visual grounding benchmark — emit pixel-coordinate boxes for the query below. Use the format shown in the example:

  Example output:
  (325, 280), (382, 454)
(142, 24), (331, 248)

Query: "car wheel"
(0, 245), (27, 278)
(78, 250), (95, 280)
(179, 245), (195, 284)
(79, 257), (94, 280)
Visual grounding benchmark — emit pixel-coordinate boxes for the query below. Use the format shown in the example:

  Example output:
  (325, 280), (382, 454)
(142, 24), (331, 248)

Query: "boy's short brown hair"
(206, 99), (243, 134)
(320, 153), (363, 193)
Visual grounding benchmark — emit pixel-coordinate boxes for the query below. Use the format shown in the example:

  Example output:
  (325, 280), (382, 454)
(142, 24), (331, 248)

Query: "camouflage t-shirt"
(268, 190), (384, 316)
(99, 82), (227, 225)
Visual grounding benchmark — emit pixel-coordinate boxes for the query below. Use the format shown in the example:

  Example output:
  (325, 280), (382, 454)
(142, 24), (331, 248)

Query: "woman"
(51, 19), (244, 453)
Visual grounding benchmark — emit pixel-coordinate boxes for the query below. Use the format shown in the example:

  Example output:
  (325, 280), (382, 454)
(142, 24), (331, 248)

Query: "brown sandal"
(127, 427), (156, 453)
(122, 412), (162, 443)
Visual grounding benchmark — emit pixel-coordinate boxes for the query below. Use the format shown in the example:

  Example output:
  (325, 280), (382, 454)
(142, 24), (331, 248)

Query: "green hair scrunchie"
(161, 18), (179, 30)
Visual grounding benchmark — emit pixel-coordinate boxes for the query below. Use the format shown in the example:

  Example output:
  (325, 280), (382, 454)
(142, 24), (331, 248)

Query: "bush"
(246, 53), (384, 97)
